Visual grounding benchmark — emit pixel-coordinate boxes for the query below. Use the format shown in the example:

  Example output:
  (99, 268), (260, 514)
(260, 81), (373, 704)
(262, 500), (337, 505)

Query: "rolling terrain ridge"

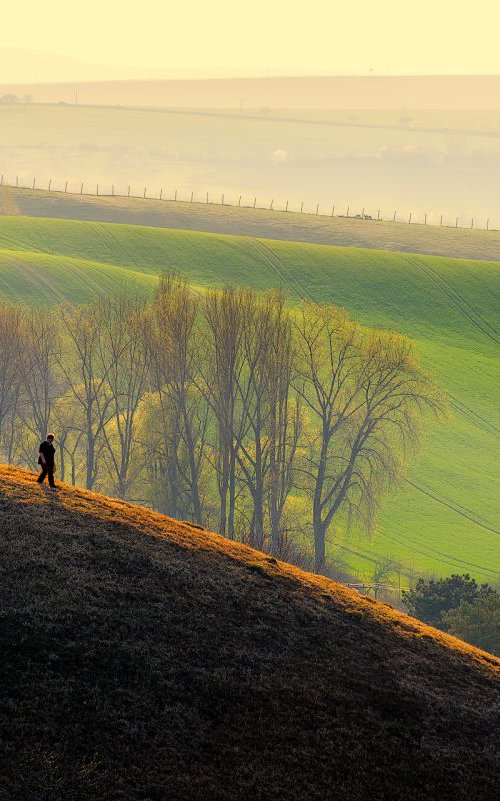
(0, 214), (498, 582)
(0, 465), (499, 801)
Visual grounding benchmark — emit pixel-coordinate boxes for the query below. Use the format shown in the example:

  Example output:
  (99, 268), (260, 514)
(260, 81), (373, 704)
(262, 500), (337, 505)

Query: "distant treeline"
(0, 93), (33, 106)
(0, 276), (443, 572)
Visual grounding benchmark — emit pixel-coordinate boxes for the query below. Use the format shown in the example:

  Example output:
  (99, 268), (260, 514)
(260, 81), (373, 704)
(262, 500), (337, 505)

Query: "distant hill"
(0, 47), (125, 85)
(3, 74), (500, 109)
(0, 465), (499, 800)
(0, 214), (498, 584)
(3, 187), (500, 262)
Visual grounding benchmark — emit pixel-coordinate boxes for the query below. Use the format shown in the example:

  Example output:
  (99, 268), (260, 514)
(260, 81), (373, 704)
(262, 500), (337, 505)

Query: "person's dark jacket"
(38, 441), (55, 467)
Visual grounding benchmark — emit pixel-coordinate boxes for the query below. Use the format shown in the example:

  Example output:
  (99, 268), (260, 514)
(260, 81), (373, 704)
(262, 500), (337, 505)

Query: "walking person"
(37, 433), (57, 488)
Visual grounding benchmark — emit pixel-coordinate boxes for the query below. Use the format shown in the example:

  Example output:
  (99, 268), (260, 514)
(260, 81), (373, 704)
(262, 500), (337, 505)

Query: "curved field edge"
(0, 249), (156, 304)
(1, 464), (499, 673)
(0, 216), (498, 582)
(2, 463), (500, 800)
(4, 185), (500, 263)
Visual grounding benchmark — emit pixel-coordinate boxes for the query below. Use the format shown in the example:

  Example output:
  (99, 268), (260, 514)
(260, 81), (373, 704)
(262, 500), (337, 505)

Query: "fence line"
(1, 174), (499, 233)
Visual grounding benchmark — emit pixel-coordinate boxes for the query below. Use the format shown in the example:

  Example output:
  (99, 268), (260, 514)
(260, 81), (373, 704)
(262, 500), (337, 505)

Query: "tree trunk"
(313, 514), (327, 574)
(86, 433), (94, 490)
(227, 446), (237, 540)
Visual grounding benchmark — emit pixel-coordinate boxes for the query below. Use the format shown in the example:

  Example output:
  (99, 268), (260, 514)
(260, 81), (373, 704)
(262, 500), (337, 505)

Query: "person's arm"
(39, 445), (46, 466)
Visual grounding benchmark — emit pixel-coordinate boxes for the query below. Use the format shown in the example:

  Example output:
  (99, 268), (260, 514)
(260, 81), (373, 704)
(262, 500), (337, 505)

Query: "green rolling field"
(0, 214), (498, 582)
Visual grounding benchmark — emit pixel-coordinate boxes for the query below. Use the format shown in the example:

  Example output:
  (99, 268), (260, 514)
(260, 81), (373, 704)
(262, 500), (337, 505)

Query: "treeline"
(0, 94), (33, 107)
(404, 574), (500, 656)
(0, 277), (443, 572)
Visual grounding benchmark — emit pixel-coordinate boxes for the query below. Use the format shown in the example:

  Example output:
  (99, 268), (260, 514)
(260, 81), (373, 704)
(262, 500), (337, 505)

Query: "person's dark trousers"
(37, 466), (55, 488)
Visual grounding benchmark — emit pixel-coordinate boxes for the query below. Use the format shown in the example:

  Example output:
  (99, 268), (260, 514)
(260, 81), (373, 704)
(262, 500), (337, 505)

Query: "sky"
(2, 0), (500, 82)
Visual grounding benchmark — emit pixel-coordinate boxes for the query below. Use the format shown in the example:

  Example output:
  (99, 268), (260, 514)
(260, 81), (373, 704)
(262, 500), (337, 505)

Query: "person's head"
(46, 433), (55, 443)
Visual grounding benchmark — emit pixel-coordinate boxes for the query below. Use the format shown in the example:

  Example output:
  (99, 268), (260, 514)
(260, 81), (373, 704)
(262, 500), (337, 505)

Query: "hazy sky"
(2, 0), (500, 81)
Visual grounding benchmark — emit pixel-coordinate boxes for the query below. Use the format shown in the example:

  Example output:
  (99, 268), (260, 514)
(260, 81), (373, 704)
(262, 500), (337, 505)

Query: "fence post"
(471, 218), (474, 229)
(347, 205), (350, 217)
(316, 203), (319, 215)
(332, 204), (335, 216)
(207, 192), (209, 204)
(175, 189), (177, 201)
(408, 212), (412, 224)
(32, 178), (36, 190)
(270, 199), (274, 210)
(424, 213), (427, 225)
(112, 184), (114, 196)
(393, 210), (396, 222)
(127, 186), (130, 197)
(160, 188), (163, 200)
(49, 179), (52, 191)
(221, 193), (224, 205)
(81, 182), (84, 195)
(191, 191), (194, 203)
(238, 195), (241, 207)
(97, 184), (99, 196)
(253, 197), (257, 208)
(377, 209), (380, 221)
(456, 217), (458, 228)
(285, 200), (288, 212)
(300, 201), (304, 213)
(65, 181), (68, 193)
(143, 186), (146, 199)
(362, 207), (365, 218)
(487, 219), (489, 231)
(440, 215), (443, 226)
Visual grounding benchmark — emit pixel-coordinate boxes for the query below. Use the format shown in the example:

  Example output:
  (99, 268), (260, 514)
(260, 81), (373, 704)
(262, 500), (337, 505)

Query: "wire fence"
(1, 173), (499, 232)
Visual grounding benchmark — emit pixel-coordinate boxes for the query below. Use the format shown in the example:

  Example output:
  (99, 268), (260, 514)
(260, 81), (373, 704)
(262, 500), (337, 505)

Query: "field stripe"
(450, 395), (500, 441)
(380, 530), (500, 576)
(406, 480), (499, 536)
(404, 254), (500, 347)
(250, 239), (314, 302)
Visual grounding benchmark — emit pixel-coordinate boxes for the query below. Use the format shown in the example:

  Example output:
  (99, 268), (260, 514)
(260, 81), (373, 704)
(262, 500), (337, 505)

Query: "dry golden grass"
(1, 465), (499, 801)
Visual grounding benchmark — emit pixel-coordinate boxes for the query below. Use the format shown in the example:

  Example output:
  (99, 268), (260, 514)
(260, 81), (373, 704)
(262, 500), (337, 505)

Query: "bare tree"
(144, 275), (209, 522)
(96, 297), (150, 498)
(232, 290), (301, 551)
(232, 289), (274, 549)
(0, 304), (25, 461)
(265, 297), (302, 553)
(18, 311), (60, 441)
(58, 303), (116, 490)
(294, 303), (443, 573)
(198, 286), (247, 538)
(52, 389), (85, 484)
(1, 94), (18, 109)
(365, 557), (401, 600)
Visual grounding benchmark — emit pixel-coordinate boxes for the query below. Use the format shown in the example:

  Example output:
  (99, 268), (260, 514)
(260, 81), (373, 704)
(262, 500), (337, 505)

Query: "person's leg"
(37, 467), (48, 484)
(47, 467), (56, 488)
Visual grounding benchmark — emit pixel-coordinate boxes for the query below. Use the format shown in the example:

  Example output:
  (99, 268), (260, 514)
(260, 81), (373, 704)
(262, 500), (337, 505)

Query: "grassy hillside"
(1, 465), (499, 801)
(0, 215), (498, 582)
(4, 186), (500, 261)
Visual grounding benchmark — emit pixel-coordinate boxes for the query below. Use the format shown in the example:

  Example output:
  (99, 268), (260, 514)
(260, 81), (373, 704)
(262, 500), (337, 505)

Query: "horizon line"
(3, 73), (500, 87)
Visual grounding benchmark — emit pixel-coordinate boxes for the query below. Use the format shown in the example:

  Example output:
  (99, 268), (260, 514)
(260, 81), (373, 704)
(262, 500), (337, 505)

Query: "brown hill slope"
(1, 465), (499, 801)
(4, 187), (500, 262)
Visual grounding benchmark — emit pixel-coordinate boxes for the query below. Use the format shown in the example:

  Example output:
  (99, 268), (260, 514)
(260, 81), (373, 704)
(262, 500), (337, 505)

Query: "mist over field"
(3, 98), (500, 225)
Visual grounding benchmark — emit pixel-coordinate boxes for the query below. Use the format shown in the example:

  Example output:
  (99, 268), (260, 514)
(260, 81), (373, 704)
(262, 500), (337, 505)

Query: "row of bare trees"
(0, 279), (443, 572)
